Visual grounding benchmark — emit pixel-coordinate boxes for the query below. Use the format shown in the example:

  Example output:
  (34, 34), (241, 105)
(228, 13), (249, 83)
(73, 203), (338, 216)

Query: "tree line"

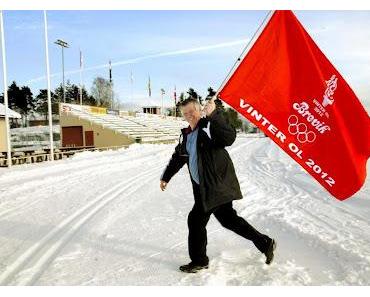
(0, 79), (250, 132)
(0, 77), (115, 123)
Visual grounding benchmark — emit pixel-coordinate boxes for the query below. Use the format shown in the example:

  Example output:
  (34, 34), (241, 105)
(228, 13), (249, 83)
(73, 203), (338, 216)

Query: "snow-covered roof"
(139, 98), (161, 107)
(138, 98), (173, 108)
(0, 103), (22, 119)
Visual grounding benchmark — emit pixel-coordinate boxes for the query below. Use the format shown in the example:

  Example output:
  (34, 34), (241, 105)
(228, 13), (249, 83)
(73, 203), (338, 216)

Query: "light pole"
(54, 39), (69, 103)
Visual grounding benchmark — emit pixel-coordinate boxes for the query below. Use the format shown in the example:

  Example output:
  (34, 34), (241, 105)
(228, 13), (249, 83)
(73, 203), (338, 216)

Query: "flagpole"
(79, 48), (83, 105)
(0, 11), (11, 167)
(43, 11), (54, 162)
(215, 10), (275, 100)
(109, 60), (113, 109)
(148, 75), (151, 98)
(174, 85), (177, 118)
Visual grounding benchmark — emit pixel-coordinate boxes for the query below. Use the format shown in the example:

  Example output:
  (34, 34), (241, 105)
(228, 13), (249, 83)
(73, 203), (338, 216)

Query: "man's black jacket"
(161, 109), (243, 212)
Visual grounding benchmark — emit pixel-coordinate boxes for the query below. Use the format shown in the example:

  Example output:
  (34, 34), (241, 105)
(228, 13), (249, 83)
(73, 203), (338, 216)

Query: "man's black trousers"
(188, 180), (271, 265)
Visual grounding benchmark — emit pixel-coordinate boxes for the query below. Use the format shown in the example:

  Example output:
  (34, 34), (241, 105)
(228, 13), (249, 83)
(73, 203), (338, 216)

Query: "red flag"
(219, 10), (370, 200)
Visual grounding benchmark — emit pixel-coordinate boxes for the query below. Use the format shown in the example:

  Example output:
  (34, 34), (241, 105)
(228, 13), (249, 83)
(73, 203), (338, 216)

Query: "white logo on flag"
(322, 75), (338, 107)
(288, 115), (316, 143)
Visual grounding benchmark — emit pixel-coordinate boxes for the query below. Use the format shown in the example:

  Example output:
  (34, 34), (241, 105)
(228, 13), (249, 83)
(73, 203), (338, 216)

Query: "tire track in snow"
(279, 178), (370, 271)
(0, 137), (281, 285)
(0, 146), (168, 197)
(0, 161), (163, 285)
(113, 139), (258, 279)
(0, 140), (251, 284)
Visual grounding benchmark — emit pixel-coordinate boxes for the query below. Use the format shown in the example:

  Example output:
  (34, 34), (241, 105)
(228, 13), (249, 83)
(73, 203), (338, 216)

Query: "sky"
(0, 10), (369, 112)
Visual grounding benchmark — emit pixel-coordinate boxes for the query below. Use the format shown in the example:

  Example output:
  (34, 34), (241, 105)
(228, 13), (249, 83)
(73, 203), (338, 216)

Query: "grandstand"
(10, 125), (61, 151)
(59, 103), (187, 148)
(0, 103), (188, 167)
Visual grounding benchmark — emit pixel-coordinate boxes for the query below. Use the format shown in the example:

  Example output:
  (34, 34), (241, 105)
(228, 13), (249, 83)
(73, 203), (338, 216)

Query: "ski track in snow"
(0, 146), (168, 220)
(0, 136), (369, 285)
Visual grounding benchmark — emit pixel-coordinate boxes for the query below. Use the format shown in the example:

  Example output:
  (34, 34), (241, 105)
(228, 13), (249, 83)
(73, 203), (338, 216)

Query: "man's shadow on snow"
(80, 233), (188, 271)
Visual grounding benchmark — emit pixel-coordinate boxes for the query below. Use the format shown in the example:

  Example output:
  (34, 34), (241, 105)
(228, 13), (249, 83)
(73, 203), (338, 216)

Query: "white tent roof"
(0, 103), (22, 119)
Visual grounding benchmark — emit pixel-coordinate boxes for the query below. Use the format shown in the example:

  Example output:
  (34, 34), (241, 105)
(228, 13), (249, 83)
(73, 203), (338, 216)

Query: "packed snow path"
(0, 136), (369, 285)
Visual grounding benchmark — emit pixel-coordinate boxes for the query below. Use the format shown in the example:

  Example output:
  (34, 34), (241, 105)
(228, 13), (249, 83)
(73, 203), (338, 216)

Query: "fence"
(0, 145), (130, 167)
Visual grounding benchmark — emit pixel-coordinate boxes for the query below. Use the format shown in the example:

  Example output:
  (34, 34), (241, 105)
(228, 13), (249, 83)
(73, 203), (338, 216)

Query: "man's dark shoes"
(179, 262), (209, 273)
(264, 238), (276, 265)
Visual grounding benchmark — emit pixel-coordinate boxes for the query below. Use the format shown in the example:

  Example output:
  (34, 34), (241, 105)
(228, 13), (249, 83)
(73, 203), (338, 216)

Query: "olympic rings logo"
(288, 115), (316, 143)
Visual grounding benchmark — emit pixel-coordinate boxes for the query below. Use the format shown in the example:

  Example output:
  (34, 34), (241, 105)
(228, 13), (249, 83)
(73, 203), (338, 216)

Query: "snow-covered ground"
(0, 135), (369, 285)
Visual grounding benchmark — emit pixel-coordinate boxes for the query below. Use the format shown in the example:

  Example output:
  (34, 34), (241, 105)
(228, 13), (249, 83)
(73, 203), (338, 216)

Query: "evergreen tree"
(35, 89), (59, 120)
(223, 108), (242, 130)
(54, 82), (93, 106)
(65, 82), (81, 104)
(19, 86), (36, 125)
(175, 92), (186, 117)
(7, 81), (21, 110)
(206, 87), (224, 111)
(6, 82), (35, 125)
(178, 92), (185, 103)
(84, 94), (97, 106)
(54, 84), (64, 103)
(186, 88), (202, 105)
(73, 86), (93, 106)
(206, 87), (216, 100)
(79, 87), (90, 105)
(215, 95), (225, 112)
(186, 88), (198, 99)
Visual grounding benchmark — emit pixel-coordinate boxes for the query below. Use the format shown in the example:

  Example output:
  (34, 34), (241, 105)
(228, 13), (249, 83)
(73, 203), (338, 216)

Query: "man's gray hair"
(179, 98), (201, 111)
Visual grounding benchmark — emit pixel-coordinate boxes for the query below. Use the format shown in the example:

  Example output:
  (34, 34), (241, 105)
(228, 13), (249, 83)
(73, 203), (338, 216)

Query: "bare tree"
(91, 77), (112, 107)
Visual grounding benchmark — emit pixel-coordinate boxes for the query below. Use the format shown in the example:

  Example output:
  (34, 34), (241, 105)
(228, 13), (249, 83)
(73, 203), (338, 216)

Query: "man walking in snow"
(160, 98), (276, 273)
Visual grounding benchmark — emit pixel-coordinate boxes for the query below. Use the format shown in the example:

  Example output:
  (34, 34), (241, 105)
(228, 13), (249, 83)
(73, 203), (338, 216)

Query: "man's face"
(182, 102), (202, 127)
